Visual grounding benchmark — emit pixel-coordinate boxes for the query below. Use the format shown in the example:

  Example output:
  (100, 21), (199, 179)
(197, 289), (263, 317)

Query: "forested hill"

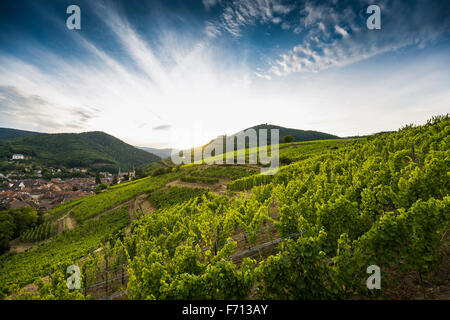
(0, 128), (42, 141)
(198, 123), (340, 154)
(237, 123), (340, 143)
(0, 131), (160, 171)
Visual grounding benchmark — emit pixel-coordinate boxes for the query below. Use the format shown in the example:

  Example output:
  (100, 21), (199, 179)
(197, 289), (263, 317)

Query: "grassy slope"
(0, 207), (130, 296)
(185, 138), (355, 166)
(0, 166), (185, 295)
(241, 123), (340, 142)
(0, 139), (327, 295)
(123, 116), (449, 299)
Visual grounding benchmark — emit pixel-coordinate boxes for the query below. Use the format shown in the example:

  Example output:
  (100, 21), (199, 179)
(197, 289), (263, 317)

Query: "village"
(0, 154), (136, 211)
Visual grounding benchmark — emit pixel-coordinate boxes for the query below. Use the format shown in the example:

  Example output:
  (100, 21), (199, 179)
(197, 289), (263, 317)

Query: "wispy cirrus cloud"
(0, 0), (449, 149)
(0, 2), (255, 147)
(262, 0), (450, 77)
(203, 0), (449, 78)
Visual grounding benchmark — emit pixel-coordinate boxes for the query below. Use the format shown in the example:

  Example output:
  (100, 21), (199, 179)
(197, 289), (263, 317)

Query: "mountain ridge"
(0, 128), (43, 141)
(0, 130), (160, 172)
(232, 123), (340, 143)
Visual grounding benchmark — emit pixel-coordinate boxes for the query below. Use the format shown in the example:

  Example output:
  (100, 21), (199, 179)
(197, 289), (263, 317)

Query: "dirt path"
(54, 213), (78, 234)
(167, 178), (230, 196)
(8, 238), (48, 253)
(128, 194), (153, 222)
(64, 215), (77, 230)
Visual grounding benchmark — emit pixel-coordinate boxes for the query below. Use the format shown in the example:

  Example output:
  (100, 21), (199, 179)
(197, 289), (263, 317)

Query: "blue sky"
(0, 0), (449, 148)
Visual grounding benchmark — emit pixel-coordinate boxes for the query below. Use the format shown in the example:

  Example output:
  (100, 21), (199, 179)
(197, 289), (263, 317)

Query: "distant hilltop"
(0, 128), (43, 141)
(0, 129), (160, 172)
(236, 123), (340, 144)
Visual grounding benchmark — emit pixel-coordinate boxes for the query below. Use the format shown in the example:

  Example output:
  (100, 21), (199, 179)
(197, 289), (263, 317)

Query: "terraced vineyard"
(70, 173), (178, 223)
(20, 221), (56, 242)
(2, 115), (449, 300)
(0, 206), (130, 297)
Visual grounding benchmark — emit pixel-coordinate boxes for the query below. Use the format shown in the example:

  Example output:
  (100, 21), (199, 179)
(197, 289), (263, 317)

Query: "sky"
(0, 0), (449, 149)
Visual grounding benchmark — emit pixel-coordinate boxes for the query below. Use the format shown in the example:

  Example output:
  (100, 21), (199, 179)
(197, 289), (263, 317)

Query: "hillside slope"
(0, 131), (160, 171)
(233, 123), (339, 144)
(1, 115), (448, 300)
(0, 128), (42, 141)
(194, 123), (340, 157)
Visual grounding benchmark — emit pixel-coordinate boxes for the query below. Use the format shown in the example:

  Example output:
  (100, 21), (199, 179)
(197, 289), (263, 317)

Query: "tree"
(282, 135), (294, 143)
(95, 172), (101, 184)
(10, 207), (38, 237)
(95, 184), (108, 194)
(0, 212), (14, 253)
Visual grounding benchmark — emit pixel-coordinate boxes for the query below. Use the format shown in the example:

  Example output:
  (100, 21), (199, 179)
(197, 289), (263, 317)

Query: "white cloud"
(254, 72), (272, 80)
(1, 1), (448, 149)
(281, 22), (290, 30)
(0, 6), (262, 148)
(263, 0), (450, 77)
(212, 0), (295, 37)
(202, 0), (221, 10)
(334, 25), (348, 38)
(272, 17), (282, 24)
(205, 21), (222, 38)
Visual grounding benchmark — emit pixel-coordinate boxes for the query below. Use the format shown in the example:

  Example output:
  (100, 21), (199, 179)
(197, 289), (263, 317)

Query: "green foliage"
(0, 207), (38, 253)
(0, 214), (14, 254)
(0, 128), (41, 141)
(255, 235), (337, 299)
(10, 270), (87, 300)
(181, 176), (219, 184)
(230, 123), (339, 146)
(148, 187), (208, 209)
(95, 172), (101, 184)
(20, 221), (56, 243)
(2, 115), (449, 300)
(282, 135), (294, 143)
(126, 115), (449, 300)
(71, 174), (174, 222)
(151, 166), (173, 177)
(0, 207), (130, 296)
(94, 183), (108, 194)
(0, 131), (160, 172)
(185, 165), (258, 180)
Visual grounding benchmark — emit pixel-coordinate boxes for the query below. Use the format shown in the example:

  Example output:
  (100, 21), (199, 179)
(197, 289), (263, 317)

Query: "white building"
(11, 154), (24, 160)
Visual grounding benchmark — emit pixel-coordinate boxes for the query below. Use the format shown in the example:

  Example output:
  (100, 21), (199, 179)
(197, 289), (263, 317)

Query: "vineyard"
(185, 165), (259, 180)
(2, 115), (449, 300)
(148, 186), (209, 209)
(20, 221), (56, 242)
(70, 173), (177, 223)
(180, 176), (219, 184)
(0, 206), (130, 297)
